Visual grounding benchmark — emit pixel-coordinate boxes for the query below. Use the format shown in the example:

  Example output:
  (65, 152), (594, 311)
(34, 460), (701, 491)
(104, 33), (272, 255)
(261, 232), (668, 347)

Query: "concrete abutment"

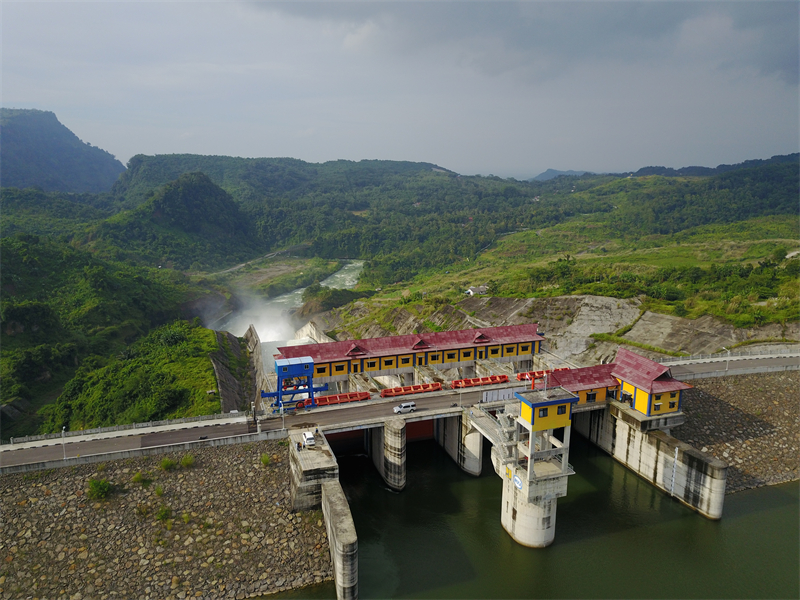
(572, 404), (727, 519)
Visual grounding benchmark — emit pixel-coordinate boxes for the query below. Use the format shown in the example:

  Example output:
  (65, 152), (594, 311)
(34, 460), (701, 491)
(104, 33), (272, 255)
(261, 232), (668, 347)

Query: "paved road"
(3, 353), (796, 469)
(0, 389), (486, 468)
(670, 355), (799, 377)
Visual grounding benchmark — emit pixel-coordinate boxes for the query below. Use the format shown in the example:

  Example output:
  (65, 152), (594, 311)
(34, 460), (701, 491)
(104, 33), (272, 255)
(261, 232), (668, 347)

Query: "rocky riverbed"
(671, 371), (799, 494)
(0, 440), (332, 600)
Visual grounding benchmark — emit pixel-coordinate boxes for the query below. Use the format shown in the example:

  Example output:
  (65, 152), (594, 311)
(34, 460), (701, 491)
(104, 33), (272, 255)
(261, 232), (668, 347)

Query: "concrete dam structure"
(257, 325), (728, 599)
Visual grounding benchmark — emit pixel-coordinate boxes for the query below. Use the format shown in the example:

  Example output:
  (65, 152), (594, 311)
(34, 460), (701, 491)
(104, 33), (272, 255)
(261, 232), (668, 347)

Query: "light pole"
(62, 426), (66, 460)
(722, 346), (730, 371)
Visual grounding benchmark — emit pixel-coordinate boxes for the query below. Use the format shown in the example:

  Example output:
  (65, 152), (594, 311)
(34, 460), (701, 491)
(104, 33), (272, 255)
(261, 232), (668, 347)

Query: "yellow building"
(611, 348), (692, 416)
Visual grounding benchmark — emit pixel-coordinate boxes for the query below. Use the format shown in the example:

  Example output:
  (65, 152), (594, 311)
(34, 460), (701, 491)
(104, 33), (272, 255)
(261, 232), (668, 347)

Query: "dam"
(253, 325), (728, 600)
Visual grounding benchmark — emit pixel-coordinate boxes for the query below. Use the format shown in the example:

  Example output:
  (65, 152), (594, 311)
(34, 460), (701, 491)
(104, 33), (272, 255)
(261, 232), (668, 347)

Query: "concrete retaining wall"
(0, 430), (288, 475)
(322, 481), (358, 600)
(244, 325), (270, 401)
(8, 412), (242, 446)
(573, 406), (727, 519)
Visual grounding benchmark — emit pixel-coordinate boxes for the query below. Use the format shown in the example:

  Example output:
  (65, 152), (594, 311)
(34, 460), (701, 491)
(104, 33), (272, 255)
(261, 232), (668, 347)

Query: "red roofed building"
(545, 364), (620, 411)
(611, 348), (691, 416)
(275, 324), (544, 384)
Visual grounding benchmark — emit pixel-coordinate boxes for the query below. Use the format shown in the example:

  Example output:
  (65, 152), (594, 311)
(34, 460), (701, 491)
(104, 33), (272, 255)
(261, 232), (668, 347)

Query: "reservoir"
(280, 434), (799, 599)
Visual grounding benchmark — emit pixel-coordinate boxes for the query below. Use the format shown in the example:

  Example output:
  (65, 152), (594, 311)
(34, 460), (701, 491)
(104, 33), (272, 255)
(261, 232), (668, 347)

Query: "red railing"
(450, 374), (509, 389)
(516, 367), (569, 381)
(297, 391), (371, 409)
(380, 382), (443, 398)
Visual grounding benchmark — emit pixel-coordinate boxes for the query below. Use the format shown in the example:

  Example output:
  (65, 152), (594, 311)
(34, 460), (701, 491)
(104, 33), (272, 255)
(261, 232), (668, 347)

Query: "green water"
(281, 435), (799, 599)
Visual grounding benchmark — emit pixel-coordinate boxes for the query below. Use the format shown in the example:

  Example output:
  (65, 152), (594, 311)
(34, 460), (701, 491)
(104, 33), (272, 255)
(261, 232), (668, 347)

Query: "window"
(334, 365), (345, 372)
(670, 392), (677, 398)
(586, 391), (597, 403)
(304, 364), (310, 370)
(557, 405), (567, 415)
(538, 408), (548, 418)
(282, 367), (288, 373)
(520, 345), (529, 352)
(462, 351), (472, 358)
(384, 359), (393, 366)
(655, 394), (662, 400)
(490, 348), (499, 356)
(401, 357), (411, 365)
(669, 401), (677, 409)
(367, 361), (376, 368)
(446, 352), (456, 360)
(316, 367), (325, 375)
(654, 403), (662, 412)
(505, 346), (515, 353)
(607, 388), (617, 399)
(430, 354), (440, 361)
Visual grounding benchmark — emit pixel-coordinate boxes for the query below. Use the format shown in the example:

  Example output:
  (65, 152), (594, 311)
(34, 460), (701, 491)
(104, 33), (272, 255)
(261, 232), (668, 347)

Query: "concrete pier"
(499, 473), (566, 547)
(289, 430), (339, 511)
(370, 418), (407, 490)
(322, 481), (359, 600)
(434, 413), (483, 476)
(573, 402), (728, 519)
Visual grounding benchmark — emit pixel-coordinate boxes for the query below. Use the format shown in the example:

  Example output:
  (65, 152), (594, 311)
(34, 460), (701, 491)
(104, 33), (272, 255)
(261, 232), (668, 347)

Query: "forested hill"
(89, 172), (262, 270)
(0, 108), (125, 193)
(628, 153), (799, 178)
(111, 154), (448, 209)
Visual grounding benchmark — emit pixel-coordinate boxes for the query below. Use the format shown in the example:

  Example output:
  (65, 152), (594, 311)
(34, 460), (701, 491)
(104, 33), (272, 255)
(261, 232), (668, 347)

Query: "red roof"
(548, 364), (619, 392)
(276, 324), (543, 364)
(611, 348), (691, 394)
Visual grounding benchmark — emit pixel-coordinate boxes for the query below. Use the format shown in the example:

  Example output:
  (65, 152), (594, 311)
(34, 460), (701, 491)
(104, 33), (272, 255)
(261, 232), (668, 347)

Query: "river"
(278, 434), (799, 599)
(217, 260), (364, 347)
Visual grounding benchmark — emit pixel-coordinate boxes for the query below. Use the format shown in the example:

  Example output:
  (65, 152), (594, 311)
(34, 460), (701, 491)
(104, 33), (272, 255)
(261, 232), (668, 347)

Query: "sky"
(2, 1), (798, 178)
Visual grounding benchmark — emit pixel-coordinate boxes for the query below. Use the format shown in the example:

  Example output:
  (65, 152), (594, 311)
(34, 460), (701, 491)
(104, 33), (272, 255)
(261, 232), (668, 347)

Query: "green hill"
(0, 108), (125, 193)
(89, 172), (262, 270)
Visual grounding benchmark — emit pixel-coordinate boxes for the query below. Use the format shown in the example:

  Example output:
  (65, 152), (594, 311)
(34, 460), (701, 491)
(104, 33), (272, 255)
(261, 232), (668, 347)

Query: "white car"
(393, 401), (416, 414)
(302, 431), (315, 446)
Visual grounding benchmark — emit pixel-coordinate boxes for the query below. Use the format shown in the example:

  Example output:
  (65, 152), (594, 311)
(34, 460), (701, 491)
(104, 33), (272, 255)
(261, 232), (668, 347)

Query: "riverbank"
(0, 440), (332, 600)
(671, 371), (799, 494)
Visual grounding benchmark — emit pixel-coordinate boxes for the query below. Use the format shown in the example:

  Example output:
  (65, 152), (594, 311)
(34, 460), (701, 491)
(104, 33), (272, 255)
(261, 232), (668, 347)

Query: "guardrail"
(659, 346), (800, 364)
(677, 364), (799, 380)
(6, 411), (242, 446)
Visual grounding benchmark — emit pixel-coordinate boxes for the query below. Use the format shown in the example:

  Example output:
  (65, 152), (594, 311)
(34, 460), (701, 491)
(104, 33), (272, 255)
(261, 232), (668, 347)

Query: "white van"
(302, 431), (315, 447)
(393, 401), (416, 414)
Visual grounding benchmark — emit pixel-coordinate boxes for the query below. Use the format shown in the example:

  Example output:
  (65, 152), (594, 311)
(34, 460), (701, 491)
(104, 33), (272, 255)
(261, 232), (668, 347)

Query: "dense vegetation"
(88, 172), (261, 270)
(0, 233), (210, 438)
(40, 320), (219, 432)
(0, 108), (125, 193)
(0, 111), (797, 440)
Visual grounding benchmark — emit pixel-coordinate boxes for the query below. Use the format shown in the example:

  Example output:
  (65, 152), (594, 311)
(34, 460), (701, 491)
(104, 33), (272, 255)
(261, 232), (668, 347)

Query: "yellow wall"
(380, 356), (397, 370)
(331, 361), (348, 375)
(487, 345), (501, 359)
(427, 351), (443, 365)
(397, 354), (414, 368)
(577, 388), (610, 405)
(314, 363), (330, 377)
(443, 350), (459, 363)
(364, 358), (380, 372)
(651, 391), (680, 414)
(350, 360), (361, 373)
(520, 402), (532, 425)
(532, 403), (572, 431)
(503, 343), (518, 357)
(459, 348), (474, 361)
(518, 342), (532, 355)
